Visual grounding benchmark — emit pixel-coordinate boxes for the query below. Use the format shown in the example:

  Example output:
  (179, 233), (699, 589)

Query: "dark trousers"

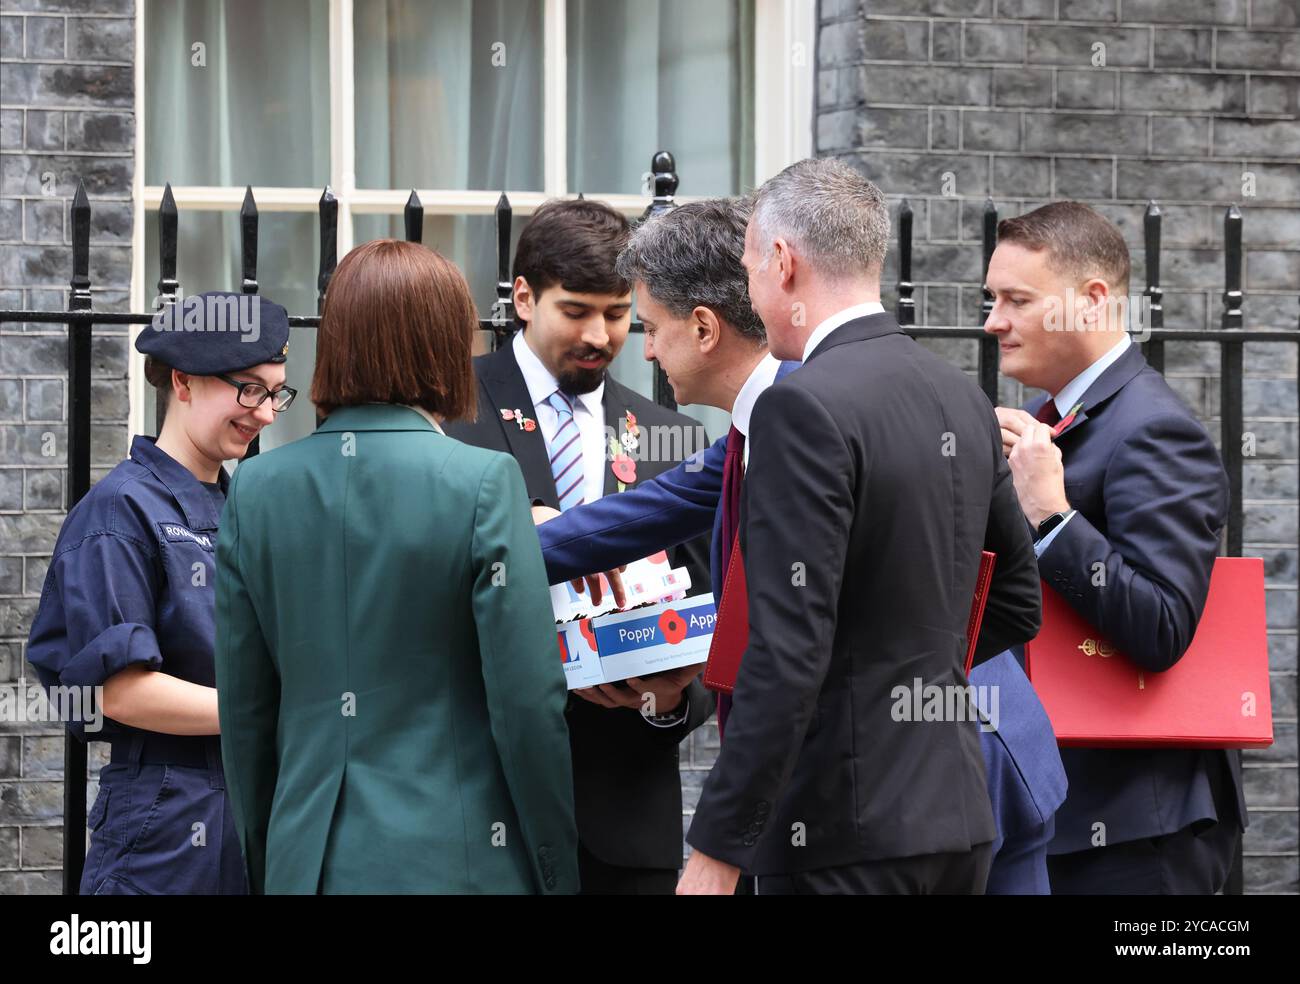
(84, 736), (246, 896)
(577, 842), (677, 895)
(1047, 818), (1240, 895)
(756, 842), (994, 895)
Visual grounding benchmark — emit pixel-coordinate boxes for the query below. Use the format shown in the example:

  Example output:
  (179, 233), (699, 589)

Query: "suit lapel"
(478, 342), (558, 502)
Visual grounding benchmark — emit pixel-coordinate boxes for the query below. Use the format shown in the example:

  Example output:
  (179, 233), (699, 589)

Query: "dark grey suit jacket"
(686, 313), (1041, 875)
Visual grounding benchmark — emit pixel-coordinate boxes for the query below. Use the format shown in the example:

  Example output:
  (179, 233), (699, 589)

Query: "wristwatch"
(1033, 509), (1074, 544)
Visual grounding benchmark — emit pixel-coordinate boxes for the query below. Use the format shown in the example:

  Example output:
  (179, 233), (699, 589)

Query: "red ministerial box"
(1025, 557), (1273, 749)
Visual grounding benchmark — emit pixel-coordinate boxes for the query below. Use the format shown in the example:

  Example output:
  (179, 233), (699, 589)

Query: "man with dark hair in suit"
(986, 201), (1247, 894)
(445, 198), (713, 895)
(677, 159), (1040, 895)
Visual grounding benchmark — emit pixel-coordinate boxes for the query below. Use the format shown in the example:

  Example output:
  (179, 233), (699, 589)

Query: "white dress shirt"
(801, 301), (887, 363)
(730, 354), (782, 469)
(513, 330), (608, 504)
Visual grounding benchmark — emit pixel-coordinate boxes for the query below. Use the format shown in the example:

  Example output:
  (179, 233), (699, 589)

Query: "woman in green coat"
(214, 239), (577, 894)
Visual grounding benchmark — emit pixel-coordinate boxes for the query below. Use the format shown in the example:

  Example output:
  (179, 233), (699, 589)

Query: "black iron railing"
(1, 150), (1294, 896)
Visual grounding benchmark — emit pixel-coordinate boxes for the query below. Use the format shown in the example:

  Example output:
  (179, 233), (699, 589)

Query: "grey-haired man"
(675, 158), (1041, 894)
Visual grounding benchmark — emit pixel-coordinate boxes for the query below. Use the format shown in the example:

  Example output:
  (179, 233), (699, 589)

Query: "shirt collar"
(396, 404), (445, 434)
(730, 354), (782, 440)
(1051, 333), (1133, 418)
(512, 329), (605, 416)
(802, 301), (887, 363)
(130, 435), (228, 531)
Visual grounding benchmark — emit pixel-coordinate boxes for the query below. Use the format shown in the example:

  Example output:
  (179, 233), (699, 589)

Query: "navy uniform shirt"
(27, 436), (227, 742)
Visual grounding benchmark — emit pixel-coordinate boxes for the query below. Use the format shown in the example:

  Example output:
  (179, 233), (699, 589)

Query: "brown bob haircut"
(311, 239), (478, 421)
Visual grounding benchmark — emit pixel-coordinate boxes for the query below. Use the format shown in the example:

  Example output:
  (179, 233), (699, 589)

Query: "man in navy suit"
(985, 201), (1247, 894)
(539, 186), (1057, 893)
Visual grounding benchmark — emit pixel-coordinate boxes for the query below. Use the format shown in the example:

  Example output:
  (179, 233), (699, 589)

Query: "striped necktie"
(546, 389), (585, 511)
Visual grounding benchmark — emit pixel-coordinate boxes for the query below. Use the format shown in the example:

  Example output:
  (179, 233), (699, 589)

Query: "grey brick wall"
(791, 0), (1299, 892)
(0, 0), (134, 895)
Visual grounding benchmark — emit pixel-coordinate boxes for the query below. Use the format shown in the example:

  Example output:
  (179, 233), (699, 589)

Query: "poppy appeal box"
(551, 553), (716, 690)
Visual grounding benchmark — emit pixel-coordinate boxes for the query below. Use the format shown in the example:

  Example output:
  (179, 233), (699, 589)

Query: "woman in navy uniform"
(27, 291), (295, 895)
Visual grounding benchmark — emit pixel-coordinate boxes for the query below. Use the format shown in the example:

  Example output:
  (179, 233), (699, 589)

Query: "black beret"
(136, 291), (290, 374)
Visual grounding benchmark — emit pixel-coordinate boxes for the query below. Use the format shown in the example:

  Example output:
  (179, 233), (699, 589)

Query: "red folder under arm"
(1025, 556), (1273, 749)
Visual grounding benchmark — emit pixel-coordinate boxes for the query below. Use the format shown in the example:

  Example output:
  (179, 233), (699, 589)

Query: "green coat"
(214, 404), (577, 894)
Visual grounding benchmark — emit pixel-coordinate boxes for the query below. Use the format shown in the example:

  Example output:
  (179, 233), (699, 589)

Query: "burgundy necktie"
(1036, 400), (1061, 427)
(719, 425), (745, 570)
(716, 425), (745, 738)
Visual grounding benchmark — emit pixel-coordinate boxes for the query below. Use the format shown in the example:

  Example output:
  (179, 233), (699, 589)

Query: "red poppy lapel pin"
(608, 432), (637, 489)
(1051, 401), (1084, 438)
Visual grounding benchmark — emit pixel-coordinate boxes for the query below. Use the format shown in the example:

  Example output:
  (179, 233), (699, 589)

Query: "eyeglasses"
(214, 374), (298, 412)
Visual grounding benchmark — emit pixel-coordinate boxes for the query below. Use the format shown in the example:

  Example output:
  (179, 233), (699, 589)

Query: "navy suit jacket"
(1026, 342), (1248, 854)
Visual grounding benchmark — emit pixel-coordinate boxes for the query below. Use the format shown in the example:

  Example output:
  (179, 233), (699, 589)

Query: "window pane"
(144, 210), (321, 452)
(567, 0), (755, 197)
(351, 210), (527, 319)
(353, 0), (545, 191)
(144, 0), (331, 187)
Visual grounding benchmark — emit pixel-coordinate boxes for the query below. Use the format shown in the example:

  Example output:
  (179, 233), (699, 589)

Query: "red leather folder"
(702, 534), (997, 693)
(1025, 557), (1273, 749)
(965, 551), (996, 676)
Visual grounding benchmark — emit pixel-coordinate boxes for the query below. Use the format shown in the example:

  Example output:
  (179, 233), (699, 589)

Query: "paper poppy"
(611, 455), (637, 484)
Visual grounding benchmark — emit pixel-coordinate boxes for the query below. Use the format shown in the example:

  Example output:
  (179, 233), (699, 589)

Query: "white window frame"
(129, 0), (814, 437)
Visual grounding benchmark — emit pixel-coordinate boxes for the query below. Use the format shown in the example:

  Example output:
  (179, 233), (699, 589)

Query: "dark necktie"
(719, 425), (745, 572)
(716, 425), (745, 737)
